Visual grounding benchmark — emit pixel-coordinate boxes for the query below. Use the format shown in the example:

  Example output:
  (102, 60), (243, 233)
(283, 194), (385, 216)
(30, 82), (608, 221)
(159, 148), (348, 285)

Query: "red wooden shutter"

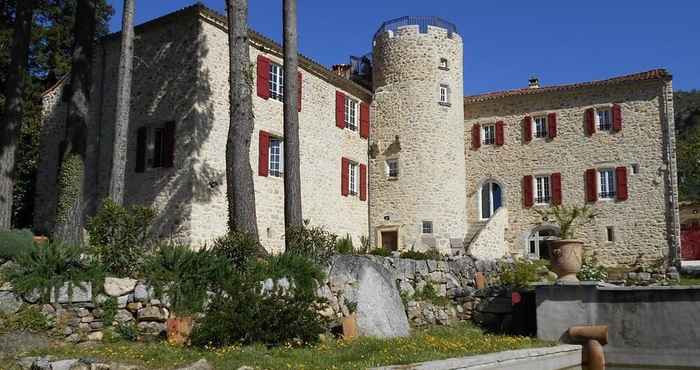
(297, 71), (302, 112)
(471, 123), (481, 149)
(359, 102), (370, 139)
(335, 91), (345, 129)
(523, 175), (534, 208)
(258, 131), (270, 177)
(585, 108), (595, 136)
(256, 55), (270, 99)
(135, 127), (147, 173)
(612, 104), (622, 132)
(523, 116), (532, 143)
(616, 166), (628, 201)
(341, 157), (349, 196)
(547, 112), (557, 139)
(495, 121), (505, 145)
(551, 172), (562, 205)
(585, 168), (597, 202)
(163, 121), (176, 168)
(359, 163), (367, 201)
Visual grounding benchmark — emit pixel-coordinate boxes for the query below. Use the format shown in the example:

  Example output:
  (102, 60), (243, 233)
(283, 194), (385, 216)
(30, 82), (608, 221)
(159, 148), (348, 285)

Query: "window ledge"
(387, 177), (399, 181)
(438, 66), (450, 71)
(438, 102), (451, 107)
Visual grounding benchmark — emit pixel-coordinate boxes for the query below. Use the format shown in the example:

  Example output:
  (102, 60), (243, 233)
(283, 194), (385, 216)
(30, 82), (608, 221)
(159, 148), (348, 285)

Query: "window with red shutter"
(335, 91), (345, 129)
(258, 131), (270, 177)
(359, 164), (367, 201)
(360, 102), (369, 139)
(495, 121), (505, 145)
(135, 127), (147, 173)
(615, 166), (628, 201)
(547, 113), (557, 139)
(585, 108), (595, 136)
(341, 157), (349, 196)
(471, 123), (481, 149)
(551, 172), (562, 205)
(612, 104), (622, 132)
(256, 55), (270, 99)
(297, 71), (302, 112)
(585, 168), (597, 202)
(523, 175), (534, 207)
(523, 116), (532, 143)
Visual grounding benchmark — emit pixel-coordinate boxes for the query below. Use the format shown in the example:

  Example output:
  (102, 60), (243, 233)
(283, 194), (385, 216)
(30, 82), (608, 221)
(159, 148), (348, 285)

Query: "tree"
(225, 0), (259, 241)
(282, 0), (302, 245)
(53, 0), (96, 245)
(0, 0), (34, 230)
(108, 0), (135, 204)
(675, 90), (700, 201)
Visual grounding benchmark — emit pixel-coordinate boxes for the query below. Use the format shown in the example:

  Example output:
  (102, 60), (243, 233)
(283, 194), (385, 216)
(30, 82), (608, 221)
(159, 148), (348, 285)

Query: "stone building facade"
(36, 5), (680, 266)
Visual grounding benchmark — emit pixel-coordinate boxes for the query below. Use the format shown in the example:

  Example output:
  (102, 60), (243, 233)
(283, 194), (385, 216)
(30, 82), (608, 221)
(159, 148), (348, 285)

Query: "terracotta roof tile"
(464, 69), (672, 104)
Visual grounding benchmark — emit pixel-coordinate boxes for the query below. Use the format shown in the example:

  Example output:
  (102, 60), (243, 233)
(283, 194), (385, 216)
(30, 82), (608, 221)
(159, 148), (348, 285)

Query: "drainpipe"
(660, 78), (681, 268)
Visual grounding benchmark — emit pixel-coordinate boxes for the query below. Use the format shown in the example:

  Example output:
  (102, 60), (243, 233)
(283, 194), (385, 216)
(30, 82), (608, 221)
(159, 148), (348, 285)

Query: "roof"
(44, 3), (372, 102)
(464, 69), (672, 104)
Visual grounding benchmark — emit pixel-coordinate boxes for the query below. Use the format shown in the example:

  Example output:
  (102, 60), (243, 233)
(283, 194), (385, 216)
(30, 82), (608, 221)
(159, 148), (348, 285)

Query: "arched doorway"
(480, 181), (502, 220)
(527, 227), (559, 260)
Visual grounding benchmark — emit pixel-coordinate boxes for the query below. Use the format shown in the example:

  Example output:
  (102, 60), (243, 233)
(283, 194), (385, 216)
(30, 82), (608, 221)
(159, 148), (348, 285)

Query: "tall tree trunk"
(225, 0), (259, 241)
(54, 0), (96, 245)
(282, 0), (303, 243)
(0, 0), (34, 231)
(108, 0), (135, 205)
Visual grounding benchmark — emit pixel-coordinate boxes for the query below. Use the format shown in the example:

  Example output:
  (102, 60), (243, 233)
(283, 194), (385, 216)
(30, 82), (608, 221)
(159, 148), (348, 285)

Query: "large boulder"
(0, 291), (22, 314)
(328, 255), (410, 338)
(104, 277), (137, 297)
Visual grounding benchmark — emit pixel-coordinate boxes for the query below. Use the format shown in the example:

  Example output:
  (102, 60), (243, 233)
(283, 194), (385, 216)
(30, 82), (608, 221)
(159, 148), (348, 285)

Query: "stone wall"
(467, 208), (508, 261)
(464, 79), (677, 267)
(369, 24), (467, 253)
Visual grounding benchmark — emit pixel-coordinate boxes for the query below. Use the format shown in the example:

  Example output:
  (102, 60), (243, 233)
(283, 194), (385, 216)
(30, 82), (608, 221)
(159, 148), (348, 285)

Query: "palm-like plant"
(535, 205), (598, 240)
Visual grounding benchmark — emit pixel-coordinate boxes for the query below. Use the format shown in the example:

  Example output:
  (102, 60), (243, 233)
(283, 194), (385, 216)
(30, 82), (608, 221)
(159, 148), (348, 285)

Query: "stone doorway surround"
(376, 225), (401, 251)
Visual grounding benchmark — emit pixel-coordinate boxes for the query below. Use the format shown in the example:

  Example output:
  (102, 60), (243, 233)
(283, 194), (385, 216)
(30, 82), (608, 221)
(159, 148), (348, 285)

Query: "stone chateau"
(36, 4), (680, 267)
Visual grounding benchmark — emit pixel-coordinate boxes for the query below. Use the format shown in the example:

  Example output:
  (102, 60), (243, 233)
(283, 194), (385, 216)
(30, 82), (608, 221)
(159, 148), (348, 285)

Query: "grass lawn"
(18, 323), (552, 369)
(679, 274), (700, 286)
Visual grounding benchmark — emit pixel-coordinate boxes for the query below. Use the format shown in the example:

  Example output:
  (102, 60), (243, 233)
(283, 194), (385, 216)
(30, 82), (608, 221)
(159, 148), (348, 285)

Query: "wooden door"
(381, 231), (398, 251)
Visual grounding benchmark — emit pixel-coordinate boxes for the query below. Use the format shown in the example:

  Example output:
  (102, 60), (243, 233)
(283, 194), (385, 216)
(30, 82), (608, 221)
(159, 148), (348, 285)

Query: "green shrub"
(335, 234), (354, 255)
(87, 199), (157, 277)
(191, 275), (329, 347)
(143, 243), (230, 315)
(399, 248), (443, 261)
(284, 221), (338, 266)
(413, 283), (450, 306)
(100, 296), (118, 325)
(253, 253), (325, 295)
(211, 231), (261, 271)
(577, 255), (608, 281)
(368, 247), (391, 257)
(115, 321), (141, 341)
(0, 229), (35, 261)
(7, 241), (102, 302)
(0, 306), (51, 333)
(497, 259), (550, 290)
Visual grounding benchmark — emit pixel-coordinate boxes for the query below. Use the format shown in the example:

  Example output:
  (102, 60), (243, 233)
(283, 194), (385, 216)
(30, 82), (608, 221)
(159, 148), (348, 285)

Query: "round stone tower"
(369, 17), (466, 253)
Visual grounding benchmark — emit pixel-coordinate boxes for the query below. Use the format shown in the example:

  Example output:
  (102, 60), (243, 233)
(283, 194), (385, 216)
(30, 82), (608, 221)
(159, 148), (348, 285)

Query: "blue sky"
(108, 0), (700, 94)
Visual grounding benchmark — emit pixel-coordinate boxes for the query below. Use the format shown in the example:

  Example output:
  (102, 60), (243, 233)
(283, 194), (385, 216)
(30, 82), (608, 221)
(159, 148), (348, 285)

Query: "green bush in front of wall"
(0, 229), (35, 261)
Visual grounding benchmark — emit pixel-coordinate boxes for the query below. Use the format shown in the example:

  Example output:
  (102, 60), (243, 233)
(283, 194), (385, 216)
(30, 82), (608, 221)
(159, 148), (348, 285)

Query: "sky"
(107, 0), (700, 94)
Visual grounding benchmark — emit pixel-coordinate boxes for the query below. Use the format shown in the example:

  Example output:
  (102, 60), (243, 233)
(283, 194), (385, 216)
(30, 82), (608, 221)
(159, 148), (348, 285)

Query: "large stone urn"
(550, 240), (584, 282)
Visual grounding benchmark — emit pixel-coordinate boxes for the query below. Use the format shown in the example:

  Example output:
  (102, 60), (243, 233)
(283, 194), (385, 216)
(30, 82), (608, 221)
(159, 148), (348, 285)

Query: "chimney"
(528, 76), (540, 89)
(332, 64), (352, 79)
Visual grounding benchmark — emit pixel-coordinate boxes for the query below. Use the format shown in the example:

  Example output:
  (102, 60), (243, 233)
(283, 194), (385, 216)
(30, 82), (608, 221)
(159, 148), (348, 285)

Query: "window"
(534, 116), (548, 138)
(535, 176), (551, 204)
(482, 124), (496, 145)
(136, 122), (175, 172)
(439, 58), (448, 70)
(439, 84), (449, 104)
(598, 169), (616, 199)
(386, 159), (399, 178)
(606, 226), (615, 242)
(480, 181), (502, 219)
(632, 163), (640, 174)
(348, 162), (358, 195)
(345, 97), (358, 131)
(269, 62), (284, 101)
(422, 221), (433, 234)
(527, 228), (558, 260)
(268, 138), (283, 177)
(597, 108), (612, 131)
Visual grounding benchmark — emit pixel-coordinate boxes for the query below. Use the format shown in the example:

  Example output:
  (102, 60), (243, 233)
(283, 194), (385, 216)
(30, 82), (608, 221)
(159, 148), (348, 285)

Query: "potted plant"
(535, 206), (598, 282)
(342, 299), (358, 340)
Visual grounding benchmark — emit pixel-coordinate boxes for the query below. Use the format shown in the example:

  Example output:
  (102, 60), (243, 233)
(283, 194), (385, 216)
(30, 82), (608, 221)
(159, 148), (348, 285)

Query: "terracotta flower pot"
(550, 240), (584, 282)
(166, 315), (193, 346)
(342, 313), (358, 340)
